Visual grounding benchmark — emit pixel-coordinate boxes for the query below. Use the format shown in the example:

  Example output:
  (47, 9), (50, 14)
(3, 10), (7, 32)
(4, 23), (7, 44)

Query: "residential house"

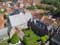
(29, 11), (57, 36)
(8, 10), (33, 30)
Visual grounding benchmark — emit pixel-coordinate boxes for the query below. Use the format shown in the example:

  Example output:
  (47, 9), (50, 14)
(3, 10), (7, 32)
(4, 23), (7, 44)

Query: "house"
(8, 10), (33, 38)
(9, 10), (33, 30)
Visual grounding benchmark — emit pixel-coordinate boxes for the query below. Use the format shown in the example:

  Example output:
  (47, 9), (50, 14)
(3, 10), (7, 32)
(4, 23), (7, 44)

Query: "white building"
(9, 11), (33, 30)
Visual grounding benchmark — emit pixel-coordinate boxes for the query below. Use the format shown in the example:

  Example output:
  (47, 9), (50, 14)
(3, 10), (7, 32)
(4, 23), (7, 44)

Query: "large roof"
(9, 11), (32, 27)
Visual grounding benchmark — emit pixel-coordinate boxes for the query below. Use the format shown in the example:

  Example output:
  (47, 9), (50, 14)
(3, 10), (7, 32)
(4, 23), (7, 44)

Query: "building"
(9, 10), (33, 30)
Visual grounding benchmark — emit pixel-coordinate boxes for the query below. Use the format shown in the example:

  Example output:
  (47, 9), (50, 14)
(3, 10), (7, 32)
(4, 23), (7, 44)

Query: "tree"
(0, 0), (7, 2)
(40, 35), (49, 43)
(23, 29), (40, 45)
(49, 7), (60, 18)
(26, 6), (36, 10)
(10, 33), (20, 44)
(41, 0), (60, 6)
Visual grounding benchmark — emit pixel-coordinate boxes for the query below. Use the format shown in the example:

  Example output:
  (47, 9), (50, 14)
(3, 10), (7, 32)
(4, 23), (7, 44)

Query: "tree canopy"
(0, 0), (7, 2)
(41, 0), (60, 6)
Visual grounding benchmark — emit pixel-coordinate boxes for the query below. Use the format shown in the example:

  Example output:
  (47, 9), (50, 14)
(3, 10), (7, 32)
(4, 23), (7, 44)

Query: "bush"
(10, 33), (20, 44)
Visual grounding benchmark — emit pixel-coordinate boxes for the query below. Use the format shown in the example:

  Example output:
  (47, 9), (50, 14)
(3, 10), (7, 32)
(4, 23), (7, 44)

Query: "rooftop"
(41, 16), (53, 25)
(0, 15), (5, 29)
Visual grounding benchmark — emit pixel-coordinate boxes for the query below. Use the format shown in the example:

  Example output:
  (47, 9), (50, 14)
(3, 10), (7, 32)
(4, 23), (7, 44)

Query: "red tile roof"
(41, 16), (53, 24)
(32, 13), (43, 19)
(0, 16), (5, 29)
